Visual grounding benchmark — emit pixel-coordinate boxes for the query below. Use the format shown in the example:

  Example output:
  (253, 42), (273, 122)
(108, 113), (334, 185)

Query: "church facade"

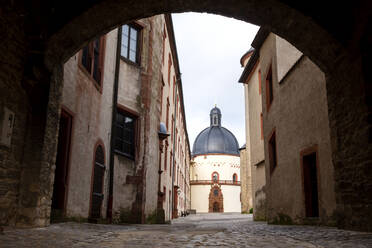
(190, 107), (241, 213)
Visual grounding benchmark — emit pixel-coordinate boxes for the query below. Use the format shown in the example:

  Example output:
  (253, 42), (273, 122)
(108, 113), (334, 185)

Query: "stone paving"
(1, 213), (372, 247)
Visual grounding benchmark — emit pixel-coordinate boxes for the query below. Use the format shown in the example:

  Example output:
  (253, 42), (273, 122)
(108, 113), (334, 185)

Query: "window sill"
(120, 56), (141, 68)
(78, 64), (103, 93)
(114, 149), (135, 161)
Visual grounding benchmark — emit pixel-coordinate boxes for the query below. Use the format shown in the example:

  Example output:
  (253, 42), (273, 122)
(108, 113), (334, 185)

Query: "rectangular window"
(81, 37), (105, 89)
(260, 113), (263, 140)
(164, 146), (168, 171)
(162, 26), (167, 65)
(121, 24), (141, 64)
(268, 130), (277, 174)
(168, 53), (172, 85)
(266, 66), (274, 110)
(163, 186), (166, 202)
(160, 82), (164, 115)
(166, 98), (170, 129)
(114, 110), (137, 159)
(258, 69), (262, 95)
(173, 76), (176, 102)
(171, 115), (174, 142)
(170, 151), (173, 176)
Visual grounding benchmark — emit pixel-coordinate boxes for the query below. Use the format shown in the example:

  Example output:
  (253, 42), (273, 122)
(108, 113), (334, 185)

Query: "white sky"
(172, 13), (259, 150)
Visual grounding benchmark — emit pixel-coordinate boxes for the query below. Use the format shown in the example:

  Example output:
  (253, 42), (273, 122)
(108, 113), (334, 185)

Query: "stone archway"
(209, 185), (223, 213)
(0, 0), (370, 230)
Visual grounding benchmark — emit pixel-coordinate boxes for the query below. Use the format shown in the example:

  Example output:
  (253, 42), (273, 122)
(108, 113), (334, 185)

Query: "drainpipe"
(107, 27), (122, 221)
(171, 78), (179, 219)
(184, 155), (187, 212)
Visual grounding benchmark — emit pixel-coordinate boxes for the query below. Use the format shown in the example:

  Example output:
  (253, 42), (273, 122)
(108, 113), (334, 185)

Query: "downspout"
(171, 78), (178, 218)
(184, 155), (186, 211)
(107, 27), (122, 221)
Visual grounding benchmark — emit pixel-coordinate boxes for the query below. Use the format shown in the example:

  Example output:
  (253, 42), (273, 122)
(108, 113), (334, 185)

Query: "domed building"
(190, 106), (241, 213)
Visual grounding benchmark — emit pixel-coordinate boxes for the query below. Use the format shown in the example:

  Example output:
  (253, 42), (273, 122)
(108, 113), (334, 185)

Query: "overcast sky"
(172, 13), (259, 150)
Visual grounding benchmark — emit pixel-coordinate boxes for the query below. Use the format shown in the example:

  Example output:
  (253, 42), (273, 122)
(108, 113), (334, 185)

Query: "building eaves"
(238, 27), (269, 84)
(238, 50), (259, 83)
(164, 14), (191, 157)
(251, 27), (270, 50)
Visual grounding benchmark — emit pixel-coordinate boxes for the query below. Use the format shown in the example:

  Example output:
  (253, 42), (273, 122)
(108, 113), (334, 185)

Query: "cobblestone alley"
(1, 213), (372, 247)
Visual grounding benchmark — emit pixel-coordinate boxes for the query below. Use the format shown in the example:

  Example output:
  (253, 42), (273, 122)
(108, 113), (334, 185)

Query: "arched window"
(212, 172), (219, 182)
(232, 173), (238, 183)
(214, 189), (219, 196)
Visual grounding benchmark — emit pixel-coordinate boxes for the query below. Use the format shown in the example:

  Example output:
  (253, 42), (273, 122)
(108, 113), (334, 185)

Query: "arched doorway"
(213, 202), (220, 212)
(89, 143), (106, 221)
(209, 186), (223, 213)
(51, 109), (73, 222)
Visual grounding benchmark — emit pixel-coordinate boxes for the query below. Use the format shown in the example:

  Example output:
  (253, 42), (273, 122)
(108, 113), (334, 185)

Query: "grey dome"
(192, 107), (239, 156)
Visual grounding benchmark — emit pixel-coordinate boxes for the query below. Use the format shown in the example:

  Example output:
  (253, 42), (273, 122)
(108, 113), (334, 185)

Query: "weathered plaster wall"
(191, 154), (241, 213)
(221, 185), (241, 212)
(192, 155), (240, 181)
(275, 36), (302, 82)
(158, 15), (191, 220)
(143, 15), (163, 219)
(241, 49), (266, 220)
(239, 148), (252, 213)
(251, 162), (266, 220)
(246, 61), (266, 220)
(61, 29), (116, 218)
(262, 35), (335, 225)
(190, 185), (210, 212)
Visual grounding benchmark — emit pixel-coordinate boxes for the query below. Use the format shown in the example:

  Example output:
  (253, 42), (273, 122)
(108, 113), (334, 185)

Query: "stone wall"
(0, 10), (28, 226)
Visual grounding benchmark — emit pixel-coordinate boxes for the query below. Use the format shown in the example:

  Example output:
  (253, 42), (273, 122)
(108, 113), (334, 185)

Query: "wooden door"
(90, 144), (105, 219)
(303, 152), (319, 217)
(51, 110), (72, 216)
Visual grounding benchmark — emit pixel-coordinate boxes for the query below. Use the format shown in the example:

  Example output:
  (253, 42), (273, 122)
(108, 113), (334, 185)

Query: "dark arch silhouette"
(0, 0), (370, 231)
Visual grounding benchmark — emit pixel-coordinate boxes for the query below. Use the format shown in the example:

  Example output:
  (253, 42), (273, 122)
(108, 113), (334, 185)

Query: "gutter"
(107, 27), (122, 221)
